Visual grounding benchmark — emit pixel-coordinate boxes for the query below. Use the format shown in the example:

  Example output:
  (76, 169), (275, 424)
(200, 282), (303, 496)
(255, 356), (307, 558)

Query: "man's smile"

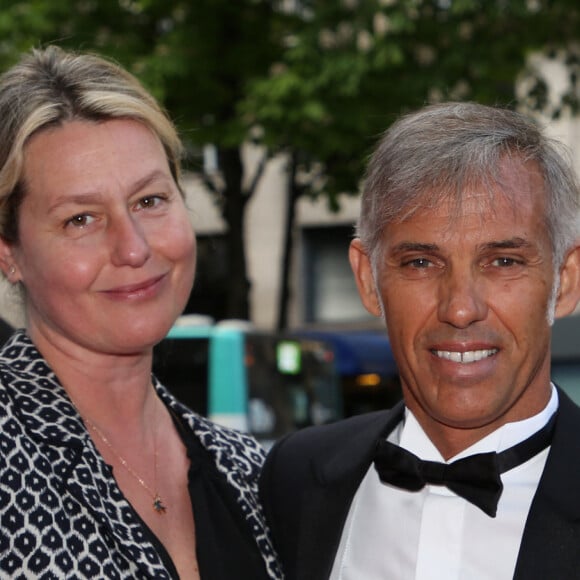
(432, 348), (499, 364)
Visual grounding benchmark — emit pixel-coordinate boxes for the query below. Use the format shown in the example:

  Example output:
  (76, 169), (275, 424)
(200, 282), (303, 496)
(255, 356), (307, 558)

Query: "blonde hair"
(0, 45), (184, 242)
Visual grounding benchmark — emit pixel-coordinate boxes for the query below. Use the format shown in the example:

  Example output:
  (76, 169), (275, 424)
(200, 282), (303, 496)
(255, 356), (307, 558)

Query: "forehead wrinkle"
(47, 192), (104, 214)
(45, 168), (171, 214)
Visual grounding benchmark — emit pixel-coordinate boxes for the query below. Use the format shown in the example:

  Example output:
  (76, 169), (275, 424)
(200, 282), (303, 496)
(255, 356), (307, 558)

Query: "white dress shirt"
(329, 387), (558, 580)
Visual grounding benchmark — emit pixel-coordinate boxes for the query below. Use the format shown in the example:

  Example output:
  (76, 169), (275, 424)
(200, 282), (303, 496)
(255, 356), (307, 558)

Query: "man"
(260, 102), (580, 579)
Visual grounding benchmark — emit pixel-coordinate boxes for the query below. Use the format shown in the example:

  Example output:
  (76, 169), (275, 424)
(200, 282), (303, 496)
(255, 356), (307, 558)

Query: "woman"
(0, 46), (282, 579)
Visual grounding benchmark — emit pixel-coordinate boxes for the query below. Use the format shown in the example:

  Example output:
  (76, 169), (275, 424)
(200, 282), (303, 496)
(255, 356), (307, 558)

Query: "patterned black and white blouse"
(0, 331), (283, 579)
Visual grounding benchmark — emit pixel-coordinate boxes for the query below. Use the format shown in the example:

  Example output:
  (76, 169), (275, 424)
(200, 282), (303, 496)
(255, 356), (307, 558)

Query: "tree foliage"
(0, 0), (290, 320)
(1, 0), (579, 324)
(244, 0), (580, 203)
(241, 0), (580, 327)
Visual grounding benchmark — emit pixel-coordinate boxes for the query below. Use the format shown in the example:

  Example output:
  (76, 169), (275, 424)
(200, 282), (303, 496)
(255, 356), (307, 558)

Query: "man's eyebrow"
(390, 237), (535, 254)
(391, 242), (440, 254)
(481, 237), (534, 251)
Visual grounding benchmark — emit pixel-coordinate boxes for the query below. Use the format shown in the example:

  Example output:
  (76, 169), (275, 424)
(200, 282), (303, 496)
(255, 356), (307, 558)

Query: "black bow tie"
(374, 412), (557, 517)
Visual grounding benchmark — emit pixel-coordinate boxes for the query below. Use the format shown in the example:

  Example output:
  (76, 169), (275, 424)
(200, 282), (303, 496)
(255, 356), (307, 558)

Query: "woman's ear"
(349, 238), (382, 317)
(554, 243), (580, 319)
(0, 236), (21, 284)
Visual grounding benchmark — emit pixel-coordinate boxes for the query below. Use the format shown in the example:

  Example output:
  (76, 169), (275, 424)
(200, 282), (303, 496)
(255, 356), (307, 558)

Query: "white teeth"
(434, 349), (497, 363)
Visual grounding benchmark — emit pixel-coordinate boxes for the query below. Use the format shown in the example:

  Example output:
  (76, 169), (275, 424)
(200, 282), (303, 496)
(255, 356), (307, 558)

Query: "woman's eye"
(65, 214), (94, 228)
(138, 195), (164, 209)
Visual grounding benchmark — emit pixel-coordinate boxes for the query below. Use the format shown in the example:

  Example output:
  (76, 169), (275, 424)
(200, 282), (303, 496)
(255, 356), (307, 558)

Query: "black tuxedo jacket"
(260, 389), (580, 580)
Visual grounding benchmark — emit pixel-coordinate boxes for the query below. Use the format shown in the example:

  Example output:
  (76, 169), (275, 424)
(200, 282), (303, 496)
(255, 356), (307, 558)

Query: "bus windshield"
(152, 328), (341, 446)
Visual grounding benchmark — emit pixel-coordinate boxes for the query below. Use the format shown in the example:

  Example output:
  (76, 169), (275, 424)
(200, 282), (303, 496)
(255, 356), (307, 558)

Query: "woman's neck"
(27, 322), (158, 429)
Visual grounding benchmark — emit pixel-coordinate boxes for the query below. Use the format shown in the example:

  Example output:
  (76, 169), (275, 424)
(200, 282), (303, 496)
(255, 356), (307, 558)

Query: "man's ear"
(349, 238), (382, 317)
(554, 244), (580, 319)
(0, 236), (21, 284)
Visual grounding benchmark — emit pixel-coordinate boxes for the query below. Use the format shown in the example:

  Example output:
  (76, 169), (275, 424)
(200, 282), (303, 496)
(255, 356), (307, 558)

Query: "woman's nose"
(109, 214), (151, 267)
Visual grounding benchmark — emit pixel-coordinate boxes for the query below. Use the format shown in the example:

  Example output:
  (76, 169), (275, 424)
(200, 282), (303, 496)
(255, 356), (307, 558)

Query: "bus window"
(295, 329), (402, 417)
(342, 373), (402, 417)
(245, 335), (342, 446)
(152, 337), (210, 416)
(550, 315), (580, 405)
(300, 338), (343, 426)
(551, 363), (580, 405)
(152, 324), (342, 446)
(154, 325), (250, 432)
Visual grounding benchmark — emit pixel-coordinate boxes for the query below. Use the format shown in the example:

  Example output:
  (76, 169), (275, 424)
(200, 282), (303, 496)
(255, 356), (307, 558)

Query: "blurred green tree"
(241, 0), (580, 327)
(1, 0), (578, 325)
(0, 0), (292, 320)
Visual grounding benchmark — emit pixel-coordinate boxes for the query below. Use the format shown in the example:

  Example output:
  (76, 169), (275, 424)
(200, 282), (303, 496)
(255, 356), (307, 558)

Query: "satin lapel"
(295, 476), (364, 580)
(514, 390), (580, 579)
(295, 403), (405, 580)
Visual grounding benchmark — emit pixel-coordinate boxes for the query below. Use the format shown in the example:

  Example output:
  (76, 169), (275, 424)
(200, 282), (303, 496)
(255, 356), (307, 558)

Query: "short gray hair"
(358, 102), (580, 269)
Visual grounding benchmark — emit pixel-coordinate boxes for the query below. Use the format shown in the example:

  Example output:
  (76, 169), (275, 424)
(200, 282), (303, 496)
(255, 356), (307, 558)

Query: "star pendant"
(153, 495), (167, 514)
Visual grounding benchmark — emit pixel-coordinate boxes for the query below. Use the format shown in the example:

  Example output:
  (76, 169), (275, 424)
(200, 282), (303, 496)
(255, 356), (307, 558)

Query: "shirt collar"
(395, 384), (559, 462)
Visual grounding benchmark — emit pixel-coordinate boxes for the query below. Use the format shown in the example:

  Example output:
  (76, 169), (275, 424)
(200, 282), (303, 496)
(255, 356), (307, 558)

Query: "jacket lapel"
(514, 389), (580, 579)
(293, 391), (580, 580)
(61, 436), (174, 577)
(295, 403), (405, 580)
(7, 333), (171, 578)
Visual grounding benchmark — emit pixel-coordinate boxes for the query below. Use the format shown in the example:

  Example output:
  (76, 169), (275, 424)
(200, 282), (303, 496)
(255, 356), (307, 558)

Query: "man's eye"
(491, 257), (520, 267)
(405, 258), (432, 268)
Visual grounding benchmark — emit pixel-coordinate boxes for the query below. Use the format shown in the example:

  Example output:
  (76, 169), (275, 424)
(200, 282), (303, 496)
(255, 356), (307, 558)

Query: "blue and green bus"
(153, 314), (580, 447)
(152, 319), (342, 447)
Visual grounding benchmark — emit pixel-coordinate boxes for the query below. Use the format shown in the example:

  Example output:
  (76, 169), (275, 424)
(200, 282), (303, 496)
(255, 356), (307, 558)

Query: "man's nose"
(437, 267), (487, 328)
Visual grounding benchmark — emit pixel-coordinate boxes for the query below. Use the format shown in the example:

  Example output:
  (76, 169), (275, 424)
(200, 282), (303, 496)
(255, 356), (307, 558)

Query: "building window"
(184, 234), (229, 320)
(302, 226), (375, 324)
